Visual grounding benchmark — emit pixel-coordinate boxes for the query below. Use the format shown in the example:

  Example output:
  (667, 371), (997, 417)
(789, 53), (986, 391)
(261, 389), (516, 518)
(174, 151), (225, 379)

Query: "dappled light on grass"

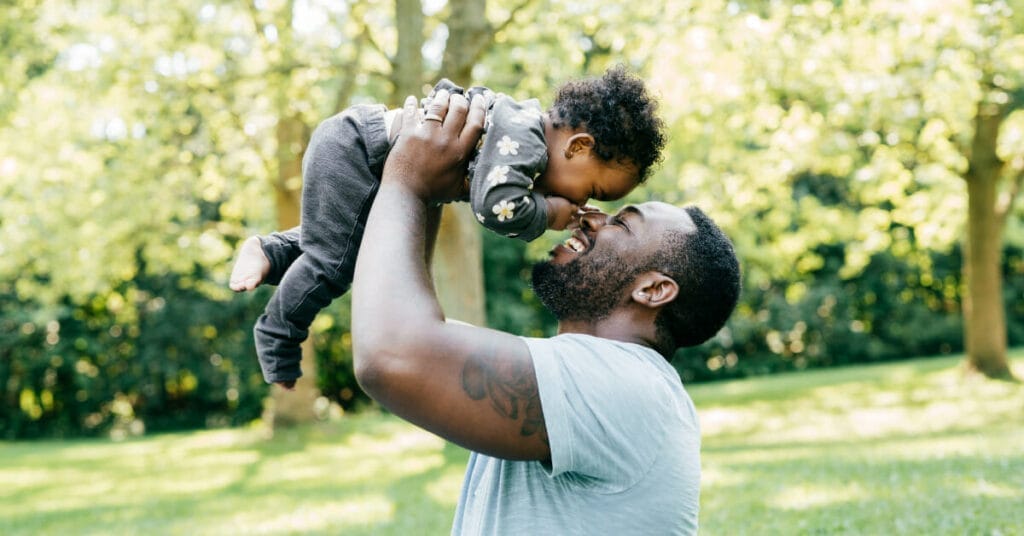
(767, 483), (868, 511)
(425, 466), (466, 507)
(207, 494), (395, 535)
(694, 353), (1024, 535)
(693, 355), (1024, 445)
(0, 412), (469, 535)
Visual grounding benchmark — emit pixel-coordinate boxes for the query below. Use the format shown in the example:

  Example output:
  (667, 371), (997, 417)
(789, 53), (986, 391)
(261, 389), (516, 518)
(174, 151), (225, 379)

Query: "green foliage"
(676, 243), (1024, 382)
(481, 230), (556, 338)
(0, 270), (268, 439)
(646, 0), (1024, 284)
(4, 0), (1024, 436)
(313, 294), (372, 411)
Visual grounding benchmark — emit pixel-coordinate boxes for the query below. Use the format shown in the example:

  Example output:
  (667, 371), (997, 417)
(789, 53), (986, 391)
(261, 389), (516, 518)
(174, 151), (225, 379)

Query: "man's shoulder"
(524, 332), (661, 359)
(524, 333), (675, 391)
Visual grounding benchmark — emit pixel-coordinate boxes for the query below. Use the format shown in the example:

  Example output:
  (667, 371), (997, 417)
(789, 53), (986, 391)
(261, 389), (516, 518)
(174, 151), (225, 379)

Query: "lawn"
(2, 351), (1022, 535)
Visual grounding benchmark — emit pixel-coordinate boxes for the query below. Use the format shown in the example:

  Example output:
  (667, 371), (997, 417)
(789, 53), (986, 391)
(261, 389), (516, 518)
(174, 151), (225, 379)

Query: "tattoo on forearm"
(462, 353), (548, 445)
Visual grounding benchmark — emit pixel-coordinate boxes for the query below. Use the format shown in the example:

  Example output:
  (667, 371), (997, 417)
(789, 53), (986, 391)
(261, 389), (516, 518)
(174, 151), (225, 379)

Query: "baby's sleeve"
(469, 96), (549, 242)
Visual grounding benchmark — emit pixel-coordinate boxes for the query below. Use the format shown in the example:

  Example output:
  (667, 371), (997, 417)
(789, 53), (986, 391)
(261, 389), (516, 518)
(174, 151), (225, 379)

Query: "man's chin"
(532, 249), (639, 324)
(530, 259), (599, 321)
(530, 261), (565, 317)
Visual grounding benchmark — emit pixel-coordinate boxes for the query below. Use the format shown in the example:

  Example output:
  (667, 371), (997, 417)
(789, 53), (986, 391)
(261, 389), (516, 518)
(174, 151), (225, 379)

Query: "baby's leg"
(253, 105), (389, 384)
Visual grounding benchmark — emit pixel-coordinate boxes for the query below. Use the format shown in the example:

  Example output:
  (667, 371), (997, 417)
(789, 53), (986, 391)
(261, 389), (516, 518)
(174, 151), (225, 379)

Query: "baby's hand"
(545, 196), (579, 230)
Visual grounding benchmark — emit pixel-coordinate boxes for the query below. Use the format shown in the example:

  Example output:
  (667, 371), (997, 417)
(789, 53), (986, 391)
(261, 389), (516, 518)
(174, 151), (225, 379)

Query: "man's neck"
(556, 317), (657, 351)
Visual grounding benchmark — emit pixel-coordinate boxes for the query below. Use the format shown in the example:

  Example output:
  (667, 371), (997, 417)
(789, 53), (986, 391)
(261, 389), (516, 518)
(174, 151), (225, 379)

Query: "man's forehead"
(624, 202), (696, 233)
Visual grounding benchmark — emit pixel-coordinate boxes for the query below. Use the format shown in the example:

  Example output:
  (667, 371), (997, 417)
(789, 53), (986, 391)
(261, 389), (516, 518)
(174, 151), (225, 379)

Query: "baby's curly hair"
(551, 65), (666, 183)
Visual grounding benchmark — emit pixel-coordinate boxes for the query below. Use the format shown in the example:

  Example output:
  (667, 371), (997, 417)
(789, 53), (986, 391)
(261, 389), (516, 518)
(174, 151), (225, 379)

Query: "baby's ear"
(565, 133), (595, 158)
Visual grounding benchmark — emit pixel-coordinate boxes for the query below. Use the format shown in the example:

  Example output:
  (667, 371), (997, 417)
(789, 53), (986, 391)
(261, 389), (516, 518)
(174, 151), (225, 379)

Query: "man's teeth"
(564, 237), (585, 253)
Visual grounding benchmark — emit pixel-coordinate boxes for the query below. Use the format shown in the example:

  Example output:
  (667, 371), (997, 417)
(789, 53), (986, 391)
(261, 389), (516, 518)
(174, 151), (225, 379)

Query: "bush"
(674, 244), (1024, 382)
(4, 234), (1023, 439)
(0, 272), (268, 439)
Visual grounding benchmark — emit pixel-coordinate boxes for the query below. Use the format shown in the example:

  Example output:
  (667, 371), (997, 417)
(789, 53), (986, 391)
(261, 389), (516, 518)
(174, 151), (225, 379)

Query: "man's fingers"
(402, 95), (418, 119)
(398, 95), (418, 134)
(426, 89), (450, 124)
(445, 93), (470, 135)
(462, 94), (486, 145)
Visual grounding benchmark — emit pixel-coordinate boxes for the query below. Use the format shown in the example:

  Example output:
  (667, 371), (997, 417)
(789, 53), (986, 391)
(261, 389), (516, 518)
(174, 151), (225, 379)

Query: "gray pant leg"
(259, 227), (301, 286)
(254, 105), (390, 383)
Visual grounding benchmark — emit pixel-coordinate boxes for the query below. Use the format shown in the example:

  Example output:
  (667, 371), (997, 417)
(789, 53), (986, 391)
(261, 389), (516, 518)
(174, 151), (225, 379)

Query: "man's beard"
(531, 249), (642, 322)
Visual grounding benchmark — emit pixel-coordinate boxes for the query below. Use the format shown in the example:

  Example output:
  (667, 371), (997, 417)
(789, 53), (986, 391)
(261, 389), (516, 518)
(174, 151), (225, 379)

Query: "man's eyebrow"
(617, 206), (645, 221)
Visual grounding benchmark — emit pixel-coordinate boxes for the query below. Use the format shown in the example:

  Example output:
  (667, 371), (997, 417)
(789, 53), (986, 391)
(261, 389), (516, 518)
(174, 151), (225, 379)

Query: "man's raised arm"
(351, 90), (550, 461)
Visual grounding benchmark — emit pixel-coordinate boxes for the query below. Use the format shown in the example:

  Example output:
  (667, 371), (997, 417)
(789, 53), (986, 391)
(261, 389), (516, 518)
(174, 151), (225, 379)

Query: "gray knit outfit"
(253, 81), (549, 384)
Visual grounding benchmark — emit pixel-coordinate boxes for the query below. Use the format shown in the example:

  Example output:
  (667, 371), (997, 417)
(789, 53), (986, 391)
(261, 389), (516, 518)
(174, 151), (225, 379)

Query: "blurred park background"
(2, 0), (1024, 533)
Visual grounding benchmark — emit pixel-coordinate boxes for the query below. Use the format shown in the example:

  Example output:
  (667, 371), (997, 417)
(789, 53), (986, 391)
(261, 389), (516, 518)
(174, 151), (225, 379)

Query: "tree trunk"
(962, 107), (1013, 380)
(440, 0), (492, 83)
(427, 0), (492, 326)
(433, 204), (487, 324)
(392, 0), (425, 101)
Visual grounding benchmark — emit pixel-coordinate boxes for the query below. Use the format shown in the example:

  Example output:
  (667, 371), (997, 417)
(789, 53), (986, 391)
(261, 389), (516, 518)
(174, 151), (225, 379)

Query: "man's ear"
(563, 133), (595, 159)
(631, 272), (679, 309)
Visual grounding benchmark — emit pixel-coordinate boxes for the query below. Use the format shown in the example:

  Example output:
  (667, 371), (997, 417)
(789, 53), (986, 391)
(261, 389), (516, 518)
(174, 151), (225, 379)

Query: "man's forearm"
(352, 183), (445, 358)
(424, 203), (442, 275)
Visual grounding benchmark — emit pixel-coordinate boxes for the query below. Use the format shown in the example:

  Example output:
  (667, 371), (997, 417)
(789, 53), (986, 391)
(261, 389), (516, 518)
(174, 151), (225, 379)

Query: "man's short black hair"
(653, 207), (741, 352)
(551, 65), (666, 183)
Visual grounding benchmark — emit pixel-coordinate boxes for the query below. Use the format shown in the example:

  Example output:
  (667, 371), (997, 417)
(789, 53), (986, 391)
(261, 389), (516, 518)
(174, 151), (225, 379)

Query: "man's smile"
(552, 228), (592, 261)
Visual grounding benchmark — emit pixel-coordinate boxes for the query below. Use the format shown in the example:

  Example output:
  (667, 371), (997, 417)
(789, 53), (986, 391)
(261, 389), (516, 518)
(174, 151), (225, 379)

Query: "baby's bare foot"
(229, 236), (270, 292)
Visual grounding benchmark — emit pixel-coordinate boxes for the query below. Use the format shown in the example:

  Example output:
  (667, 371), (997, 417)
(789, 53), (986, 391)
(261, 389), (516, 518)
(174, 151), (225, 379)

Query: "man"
(351, 89), (741, 535)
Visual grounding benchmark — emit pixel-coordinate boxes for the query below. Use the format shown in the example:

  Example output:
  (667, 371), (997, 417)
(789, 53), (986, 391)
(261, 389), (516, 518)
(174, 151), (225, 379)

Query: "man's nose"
(577, 210), (608, 231)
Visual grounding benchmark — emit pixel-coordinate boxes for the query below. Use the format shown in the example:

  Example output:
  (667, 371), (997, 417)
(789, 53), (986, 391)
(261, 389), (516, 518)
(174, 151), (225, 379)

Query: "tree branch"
(364, 24), (391, 63)
(493, 0), (534, 34)
(331, 23), (370, 114)
(996, 169), (1024, 229)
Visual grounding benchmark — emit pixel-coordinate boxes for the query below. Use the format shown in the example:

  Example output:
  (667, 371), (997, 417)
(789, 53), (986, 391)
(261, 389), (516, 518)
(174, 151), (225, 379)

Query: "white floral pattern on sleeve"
(492, 200), (515, 222)
(486, 165), (510, 186)
(475, 212), (485, 223)
(497, 135), (520, 156)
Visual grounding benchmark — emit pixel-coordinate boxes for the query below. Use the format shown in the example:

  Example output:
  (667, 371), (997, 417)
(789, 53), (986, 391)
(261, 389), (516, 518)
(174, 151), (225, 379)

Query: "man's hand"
(383, 89), (487, 203)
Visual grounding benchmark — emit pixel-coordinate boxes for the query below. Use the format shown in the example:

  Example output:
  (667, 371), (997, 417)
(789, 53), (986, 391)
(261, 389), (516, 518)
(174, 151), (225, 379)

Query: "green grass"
(2, 351), (1022, 535)
(689, 350), (1024, 535)
(0, 414), (470, 535)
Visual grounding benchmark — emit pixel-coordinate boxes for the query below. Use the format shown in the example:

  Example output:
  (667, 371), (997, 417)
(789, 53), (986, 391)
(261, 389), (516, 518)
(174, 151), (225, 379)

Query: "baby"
(231, 65), (666, 388)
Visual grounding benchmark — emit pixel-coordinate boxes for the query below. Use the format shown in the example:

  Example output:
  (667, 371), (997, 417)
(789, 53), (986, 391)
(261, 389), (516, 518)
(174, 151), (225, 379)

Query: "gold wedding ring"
(423, 112), (444, 123)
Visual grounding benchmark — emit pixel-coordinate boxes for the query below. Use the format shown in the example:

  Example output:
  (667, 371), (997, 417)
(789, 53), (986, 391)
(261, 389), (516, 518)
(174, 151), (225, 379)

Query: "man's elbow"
(352, 333), (417, 398)
(353, 318), (443, 398)
(353, 334), (390, 395)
